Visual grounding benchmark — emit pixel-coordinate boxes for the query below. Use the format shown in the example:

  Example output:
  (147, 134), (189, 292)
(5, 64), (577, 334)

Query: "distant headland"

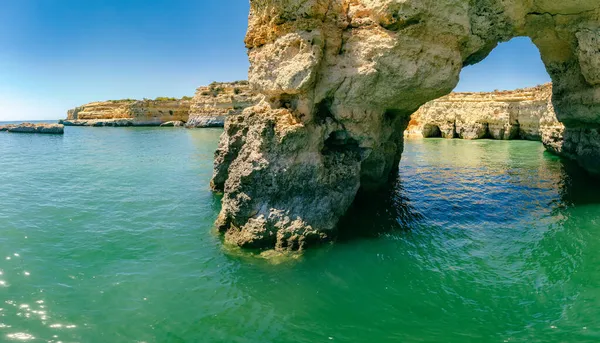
(60, 81), (261, 128)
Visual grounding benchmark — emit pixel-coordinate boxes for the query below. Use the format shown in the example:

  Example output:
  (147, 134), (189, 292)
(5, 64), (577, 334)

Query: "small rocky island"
(0, 123), (64, 134)
(61, 81), (260, 128)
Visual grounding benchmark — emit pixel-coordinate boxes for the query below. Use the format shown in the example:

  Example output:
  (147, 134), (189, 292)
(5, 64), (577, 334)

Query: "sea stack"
(210, 0), (600, 251)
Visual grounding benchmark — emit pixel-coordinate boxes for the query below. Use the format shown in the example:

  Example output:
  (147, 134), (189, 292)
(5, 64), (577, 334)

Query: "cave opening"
(422, 124), (442, 138)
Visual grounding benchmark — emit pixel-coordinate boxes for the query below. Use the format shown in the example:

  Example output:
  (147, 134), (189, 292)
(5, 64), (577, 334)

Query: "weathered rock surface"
(1, 123), (64, 134)
(406, 83), (563, 141)
(160, 120), (185, 127)
(185, 81), (261, 128)
(63, 98), (192, 127)
(213, 0), (600, 251)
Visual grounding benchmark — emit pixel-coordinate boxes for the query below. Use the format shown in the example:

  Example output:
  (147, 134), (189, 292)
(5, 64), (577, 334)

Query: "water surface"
(1, 128), (600, 342)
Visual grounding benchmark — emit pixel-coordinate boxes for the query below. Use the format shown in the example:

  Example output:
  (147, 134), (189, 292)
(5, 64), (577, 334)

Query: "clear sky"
(0, 1), (551, 121)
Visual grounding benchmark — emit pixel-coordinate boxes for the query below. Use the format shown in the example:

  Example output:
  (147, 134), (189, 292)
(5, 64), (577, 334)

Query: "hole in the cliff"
(456, 37), (550, 93)
(323, 131), (360, 155)
(422, 124), (442, 138)
(315, 98), (335, 124)
(408, 37), (553, 142)
(278, 94), (297, 110)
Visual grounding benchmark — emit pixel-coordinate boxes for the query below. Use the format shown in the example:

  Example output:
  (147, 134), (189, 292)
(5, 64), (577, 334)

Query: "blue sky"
(0, 2), (551, 121)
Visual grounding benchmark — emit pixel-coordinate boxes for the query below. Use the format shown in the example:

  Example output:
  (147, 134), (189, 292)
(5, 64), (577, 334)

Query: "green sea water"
(1, 126), (600, 343)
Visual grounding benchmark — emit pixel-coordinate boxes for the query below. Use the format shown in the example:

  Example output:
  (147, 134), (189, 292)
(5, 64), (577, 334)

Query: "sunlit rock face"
(186, 81), (262, 128)
(406, 84), (563, 141)
(213, 0), (600, 250)
(64, 99), (191, 126)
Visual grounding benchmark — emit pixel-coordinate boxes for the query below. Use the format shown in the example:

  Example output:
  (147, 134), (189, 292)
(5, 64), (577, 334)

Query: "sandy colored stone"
(186, 81), (262, 128)
(214, 0), (600, 251)
(65, 98), (192, 126)
(2, 123), (64, 134)
(406, 84), (562, 141)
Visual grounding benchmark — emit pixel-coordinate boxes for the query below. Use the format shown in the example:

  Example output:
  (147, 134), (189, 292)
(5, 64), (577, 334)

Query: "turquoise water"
(1, 127), (600, 343)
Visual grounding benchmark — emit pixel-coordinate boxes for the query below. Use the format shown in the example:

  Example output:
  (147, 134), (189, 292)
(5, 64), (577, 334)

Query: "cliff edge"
(405, 83), (564, 142)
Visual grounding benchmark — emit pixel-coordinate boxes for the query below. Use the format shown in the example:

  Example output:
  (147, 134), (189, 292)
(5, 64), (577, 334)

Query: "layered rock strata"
(0, 123), (64, 134)
(405, 83), (563, 141)
(185, 81), (261, 128)
(213, 0), (600, 251)
(62, 98), (191, 127)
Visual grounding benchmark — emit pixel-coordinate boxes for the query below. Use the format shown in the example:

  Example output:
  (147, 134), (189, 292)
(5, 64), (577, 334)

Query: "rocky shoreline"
(62, 81), (261, 128)
(0, 123), (64, 134)
(405, 83), (563, 144)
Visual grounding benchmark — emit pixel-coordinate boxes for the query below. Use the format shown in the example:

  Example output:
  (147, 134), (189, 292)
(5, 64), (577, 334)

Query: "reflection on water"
(340, 138), (600, 241)
(338, 180), (423, 240)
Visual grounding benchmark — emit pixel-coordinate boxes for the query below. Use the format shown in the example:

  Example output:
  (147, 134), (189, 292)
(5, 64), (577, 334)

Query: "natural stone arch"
(212, 0), (600, 251)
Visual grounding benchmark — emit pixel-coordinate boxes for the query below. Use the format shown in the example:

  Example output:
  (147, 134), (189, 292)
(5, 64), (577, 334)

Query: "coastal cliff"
(63, 98), (191, 127)
(62, 81), (261, 128)
(405, 83), (563, 141)
(186, 81), (261, 128)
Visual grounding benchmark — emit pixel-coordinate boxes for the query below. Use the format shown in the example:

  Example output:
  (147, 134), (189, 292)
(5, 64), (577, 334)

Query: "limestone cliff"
(63, 98), (191, 127)
(212, 0), (600, 251)
(186, 81), (261, 128)
(405, 83), (563, 141)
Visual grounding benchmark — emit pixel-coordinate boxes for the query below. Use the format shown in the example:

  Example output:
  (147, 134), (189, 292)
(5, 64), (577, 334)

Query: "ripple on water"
(2, 130), (600, 342)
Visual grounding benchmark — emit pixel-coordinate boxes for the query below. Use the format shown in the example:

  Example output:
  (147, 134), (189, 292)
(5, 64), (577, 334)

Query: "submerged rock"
(2, 123), (64, 134)
(405, 84), (562, 141)
(213, 0), (600, 251)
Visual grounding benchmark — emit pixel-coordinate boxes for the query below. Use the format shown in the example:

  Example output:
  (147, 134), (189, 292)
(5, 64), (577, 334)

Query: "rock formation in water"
(0, 123), (64, 134)
(212, 0), (599, 251)
(405, 83), (564, 141)
(62, 82), (262, 128)
(186, 81), (261, 128)
(62, 98), (192, 127)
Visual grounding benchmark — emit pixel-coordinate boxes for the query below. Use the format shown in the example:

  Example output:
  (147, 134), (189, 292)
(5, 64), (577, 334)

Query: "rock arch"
(212, 0), (600, 250)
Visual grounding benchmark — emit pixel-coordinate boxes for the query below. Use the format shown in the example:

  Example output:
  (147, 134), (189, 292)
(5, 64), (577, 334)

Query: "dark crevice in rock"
(277, 94), (298, 110)
(511, 120), (522, 140)
(381, 15), (422, 32)
(314, 97), (335, 124)
(422, 124), (442, 138)
(322, 130), (361, 157)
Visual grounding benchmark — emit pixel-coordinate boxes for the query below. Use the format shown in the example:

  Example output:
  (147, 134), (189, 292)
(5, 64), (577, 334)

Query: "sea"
(1, 123), (600, 342)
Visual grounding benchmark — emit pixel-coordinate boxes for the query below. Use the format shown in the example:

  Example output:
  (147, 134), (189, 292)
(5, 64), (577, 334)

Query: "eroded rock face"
(1, 123), (64, 134)
(186, 81), (262, 128)
(64, 98), (192, 126)
(406, 84), (563, 141)
(214, 0), (600, 251)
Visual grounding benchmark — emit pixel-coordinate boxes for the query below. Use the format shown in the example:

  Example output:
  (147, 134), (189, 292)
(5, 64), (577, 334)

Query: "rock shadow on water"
(336, 175), (424, 242)
(549, 152), (600, 207)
